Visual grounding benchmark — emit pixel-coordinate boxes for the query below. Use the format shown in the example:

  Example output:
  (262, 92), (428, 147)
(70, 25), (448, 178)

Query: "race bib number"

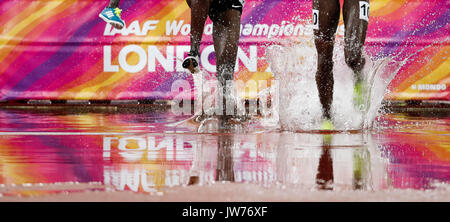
(359, 1), (370, 22)
(312, 9), (319, 30)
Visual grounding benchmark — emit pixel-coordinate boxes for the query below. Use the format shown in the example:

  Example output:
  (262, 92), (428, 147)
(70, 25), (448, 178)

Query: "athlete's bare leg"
(313, 0), (370, 122)
(184, 1), (242, 123)
(182, 1), (210, 73)
(313, 0), (340, 120)
(212, 10), (241, 90)
(343, 0), (369, 81)
(215, 134), (235, 182)
(212, 9), (241, 123)
(186, 0), (210, 55)
(344, 0), (370, 110)
(107, 0), (121, 8)
(316, 145), (334, 190)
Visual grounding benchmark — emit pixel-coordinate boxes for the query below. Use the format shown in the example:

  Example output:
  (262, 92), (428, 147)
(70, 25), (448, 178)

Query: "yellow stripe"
(0, 1), (68, 64)
(72, 3), (189, 99)
(412, 60), (450, 85)
(402, 60), (450, 95)
(370, 0), (407, 17)
(394, 47), (449, 91)
(0, 1), (42, 31)
(240, 71), (273, 99)
(370, 0), (391, 11)
(0, 1), (62, 46)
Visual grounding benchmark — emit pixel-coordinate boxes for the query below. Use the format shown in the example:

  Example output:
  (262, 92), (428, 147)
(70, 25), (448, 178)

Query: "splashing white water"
(266, 39), (399, 131)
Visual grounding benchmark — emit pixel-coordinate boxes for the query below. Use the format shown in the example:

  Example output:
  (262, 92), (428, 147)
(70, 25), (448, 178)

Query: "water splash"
(266, 39), (399, 131)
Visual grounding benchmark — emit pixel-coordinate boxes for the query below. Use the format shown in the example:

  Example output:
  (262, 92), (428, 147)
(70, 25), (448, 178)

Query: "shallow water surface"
(0, 108), (448, 201)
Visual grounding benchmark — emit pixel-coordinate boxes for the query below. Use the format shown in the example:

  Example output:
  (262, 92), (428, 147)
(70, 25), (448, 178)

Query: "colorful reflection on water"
(0, 108), (448, 198)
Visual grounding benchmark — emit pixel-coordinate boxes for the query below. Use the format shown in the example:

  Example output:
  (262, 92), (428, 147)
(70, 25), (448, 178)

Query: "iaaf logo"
(103, 136), (196, 162)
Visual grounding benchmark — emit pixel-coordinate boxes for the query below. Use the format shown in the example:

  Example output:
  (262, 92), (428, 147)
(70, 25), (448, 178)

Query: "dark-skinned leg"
(215, 134), (235, 182)
(316, 146), (334, 190)
(343, 0), (369, 110)
(187, 0), (211, 54)
(184, 1), (211, 120)
(343, 0), (368, 80)
(212, 9), (241, 123)
(108, 0), (120, 8)
(183, 0), (210, 73)
(313, 0), (340, 121)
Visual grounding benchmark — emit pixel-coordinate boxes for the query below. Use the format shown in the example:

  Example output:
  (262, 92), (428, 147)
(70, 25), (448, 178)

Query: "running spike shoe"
(99, 7), (125, 30)
(321, 118), (334, 131)
(183, 51), (200, 74)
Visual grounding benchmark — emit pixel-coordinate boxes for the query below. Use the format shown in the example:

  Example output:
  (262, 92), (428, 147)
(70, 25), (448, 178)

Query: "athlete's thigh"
(209, 0), (243, 26)
(212, 8), (241, 64)
(343, 0), (369, 47)
(313, 0), (340, 38)
(186, 0), (212, 8)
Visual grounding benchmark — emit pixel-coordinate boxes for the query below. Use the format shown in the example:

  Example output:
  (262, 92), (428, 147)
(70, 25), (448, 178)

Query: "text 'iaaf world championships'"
(103, 20), (317, 38)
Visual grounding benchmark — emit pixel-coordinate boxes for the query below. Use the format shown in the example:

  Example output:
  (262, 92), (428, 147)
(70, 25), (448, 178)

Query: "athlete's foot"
(321, 118), (334, 131)
(231, 115), (250, 123)
(321, 118), (334, 144)
(183, 51), (200, 74)
(99, 7), (125, 30)
(219, 115), (246, 129)
(352, 78), (367, 112)
(187, 176), (199, 185)
(193, 113), (216, 123)
(193, 114), (206, 123)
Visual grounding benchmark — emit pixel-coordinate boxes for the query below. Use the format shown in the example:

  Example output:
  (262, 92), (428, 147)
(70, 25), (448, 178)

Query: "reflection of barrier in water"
(266, 39), (400, 131)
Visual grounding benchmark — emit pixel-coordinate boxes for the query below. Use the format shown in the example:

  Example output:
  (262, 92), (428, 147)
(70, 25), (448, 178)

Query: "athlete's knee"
(317, 56), (334, 73)
(344, 49), (365, 72)
(314, 30), (335, 43)
(314, 32), (335, 57)
(315, 72), (334, 94)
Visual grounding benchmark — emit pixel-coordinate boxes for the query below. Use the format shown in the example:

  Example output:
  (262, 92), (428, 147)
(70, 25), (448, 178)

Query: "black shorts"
(209, 0), (244, 22)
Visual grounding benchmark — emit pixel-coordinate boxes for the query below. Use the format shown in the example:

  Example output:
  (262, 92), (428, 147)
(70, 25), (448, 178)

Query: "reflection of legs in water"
(188, 134), (235, 185)
(188, 135), (217, 186)
(188, 136), (202, 185)
(313, 0), (370, 121)
(353, 147), (371, 190)
(215, 134), (235, 182)
(187, 174), (200, 185)
(316, 135), (334, 190)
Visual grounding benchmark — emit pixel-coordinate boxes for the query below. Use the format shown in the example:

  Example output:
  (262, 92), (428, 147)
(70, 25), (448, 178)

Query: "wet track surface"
(0, 106), (448, 201)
